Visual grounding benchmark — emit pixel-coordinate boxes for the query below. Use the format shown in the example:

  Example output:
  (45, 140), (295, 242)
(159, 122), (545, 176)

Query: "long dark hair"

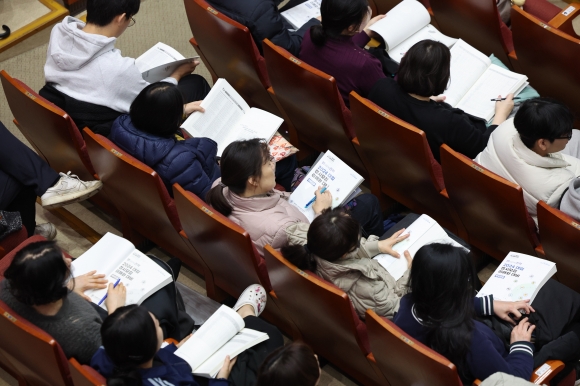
(410, 243), (477, 380)
(129, 82), (184, 138)
(397, 40), (451, 97)
(101, 305), (159, 386)
(205, 139), (270, 216)
(256, 342), (320, 386)
(310, 0), (369, 46)
(281, 208), (360, 271)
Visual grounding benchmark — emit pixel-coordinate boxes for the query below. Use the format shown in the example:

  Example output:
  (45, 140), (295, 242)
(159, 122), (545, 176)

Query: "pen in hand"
(97, 278), (121, 306)
(490, 97), (521, 102)
(305, 187), (327, 208)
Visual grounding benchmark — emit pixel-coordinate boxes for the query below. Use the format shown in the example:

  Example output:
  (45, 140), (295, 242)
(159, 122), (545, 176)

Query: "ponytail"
(281, 244), (317, 271)
(205, 184), (234, 217)
(310, 24), (327, 46)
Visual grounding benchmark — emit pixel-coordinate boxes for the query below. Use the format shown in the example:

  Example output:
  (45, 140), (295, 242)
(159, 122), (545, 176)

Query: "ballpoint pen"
(304, 187), (327, 208)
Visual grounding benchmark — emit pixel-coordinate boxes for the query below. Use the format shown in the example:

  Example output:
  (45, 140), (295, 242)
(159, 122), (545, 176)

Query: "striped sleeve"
(509, 341), (535, 357)
(474, 295), (494, 316)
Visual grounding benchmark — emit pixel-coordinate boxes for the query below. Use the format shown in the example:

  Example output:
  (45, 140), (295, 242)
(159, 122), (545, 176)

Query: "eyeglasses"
(128, 17), (136, 27)
(556, 132), (573, 140)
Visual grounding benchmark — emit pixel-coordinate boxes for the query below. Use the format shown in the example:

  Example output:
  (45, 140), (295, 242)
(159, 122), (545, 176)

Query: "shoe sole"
(41, 184), (103, 209)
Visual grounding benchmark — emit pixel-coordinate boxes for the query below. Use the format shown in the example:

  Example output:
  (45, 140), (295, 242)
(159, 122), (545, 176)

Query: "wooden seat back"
(69, 359), (105, 386)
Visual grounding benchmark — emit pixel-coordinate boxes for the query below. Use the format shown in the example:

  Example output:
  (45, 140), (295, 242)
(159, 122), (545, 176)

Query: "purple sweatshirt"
(299, 30), (385, 106)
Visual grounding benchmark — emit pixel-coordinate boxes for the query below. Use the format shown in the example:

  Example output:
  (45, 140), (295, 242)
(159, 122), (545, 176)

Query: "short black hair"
(514, 97), (575, 149)
(310, 0), (369, 46)
(130, 82), (184, 138)
(86, 0), (140, 27)
(397, 40), (451, 97)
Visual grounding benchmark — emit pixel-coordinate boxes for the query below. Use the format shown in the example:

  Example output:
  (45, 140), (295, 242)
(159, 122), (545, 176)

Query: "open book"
(442, 39), (528, 121)
(288, 151), (364, 223)
(477, 252), (556, 303)
(71, 233), (172, 311)
(374, 214), (468, 280)
(181, 78), (284, 157)
(281, 0), (321, 29)
(368, 0), (456, 63)
(135, 42), (199, 83)
(175, 305), (269, 378)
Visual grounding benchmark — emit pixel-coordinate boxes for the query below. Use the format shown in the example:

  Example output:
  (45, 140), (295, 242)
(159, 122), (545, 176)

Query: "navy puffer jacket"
(109, 115), (220, 199)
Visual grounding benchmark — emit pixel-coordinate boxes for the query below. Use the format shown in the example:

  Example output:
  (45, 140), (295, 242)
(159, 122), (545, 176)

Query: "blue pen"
(97, 278), (121, 306)
(304, 187), (327, 208)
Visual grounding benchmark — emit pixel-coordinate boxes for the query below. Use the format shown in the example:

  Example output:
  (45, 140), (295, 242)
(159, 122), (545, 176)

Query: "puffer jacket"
(285, 223), (410, 319)
(110, 115), (220, 199)
(475, 118), (580, 224)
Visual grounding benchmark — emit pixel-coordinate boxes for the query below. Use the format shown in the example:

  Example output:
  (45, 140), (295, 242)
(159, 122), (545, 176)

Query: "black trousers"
(348, 193), (384, 238)
(177, 74), (212, 104)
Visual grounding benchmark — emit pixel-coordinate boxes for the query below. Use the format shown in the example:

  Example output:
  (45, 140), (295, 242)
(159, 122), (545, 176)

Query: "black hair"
(514, 97), (575, 149)
(86, 0), (140, 27)
(101, 305), (159, 386)
(281, 208), (360, 271)
(310, 0), (369, 46)
(256, 342), (320, 386)
(205, 139), (270, 216)
(129, 82), (184, 138)
(4, 241), (72, 306)
(410, 243), (477, 381)
(397, 40), (451, 97)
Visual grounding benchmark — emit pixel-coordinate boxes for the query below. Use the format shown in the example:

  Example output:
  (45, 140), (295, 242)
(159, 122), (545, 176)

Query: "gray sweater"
(0, 280), (102, 364)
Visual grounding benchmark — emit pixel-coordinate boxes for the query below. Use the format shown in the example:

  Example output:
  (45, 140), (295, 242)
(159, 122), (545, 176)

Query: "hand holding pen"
(97, 278), (126, 314)
(307, 186), (333, 215)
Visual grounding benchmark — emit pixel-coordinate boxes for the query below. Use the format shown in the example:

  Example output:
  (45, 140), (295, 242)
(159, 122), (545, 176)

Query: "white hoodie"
(44, 16), (176, 113)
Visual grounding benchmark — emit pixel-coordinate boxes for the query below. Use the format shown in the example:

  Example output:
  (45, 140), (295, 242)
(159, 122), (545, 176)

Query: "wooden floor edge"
(36, 198), (102, 244)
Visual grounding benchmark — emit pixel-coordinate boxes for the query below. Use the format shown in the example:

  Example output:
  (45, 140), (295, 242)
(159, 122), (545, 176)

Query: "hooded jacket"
(110, 115), (220, 199)
(559, 178), (580, 222)
(44, 16), (176, 113)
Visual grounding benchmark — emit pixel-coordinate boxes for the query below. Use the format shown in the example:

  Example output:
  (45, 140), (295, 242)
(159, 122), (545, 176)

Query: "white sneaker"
(34, 223), (57, 240)
(233, 284), (267, 317)
(40, 172), (102, 209)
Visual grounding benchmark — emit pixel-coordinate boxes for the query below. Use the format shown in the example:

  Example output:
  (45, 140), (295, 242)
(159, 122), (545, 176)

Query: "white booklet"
(181, 78), (284, 157)
(477, 252), (556, 303)
(373, 214), (468, 280)
(175, 305), (269, 378)
(368, 0), (457, 63)
(281, 0), (321, 29)
(71, 232), (173, 311)
(135, 42), (199, 83)
(442, 39), (528, 121)
(288, 151), (364, 223)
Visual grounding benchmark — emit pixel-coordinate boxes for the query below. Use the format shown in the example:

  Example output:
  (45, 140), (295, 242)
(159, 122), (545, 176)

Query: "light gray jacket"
(560, 177), (580, 222)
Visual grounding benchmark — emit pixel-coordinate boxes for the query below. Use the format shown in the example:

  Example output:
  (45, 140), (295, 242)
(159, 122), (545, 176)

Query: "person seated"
(91, 284), (284, 385)
(394, 243), (580, 384)
(281, 208), (410, 319)
(299, 0), (388, 106)
(368, 40), (514, 161)
(0, 121), (102, 240)
(475, 98), (580, 224)
(41, 0), (208, 136)
(256, 342), (321, 386)
(109, 82), (220, 199)
(205, 139), (385, 255)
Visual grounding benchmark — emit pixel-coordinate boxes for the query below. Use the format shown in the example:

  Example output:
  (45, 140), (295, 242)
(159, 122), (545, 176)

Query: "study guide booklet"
(368, 0), (457, 63)
(288, 151), (364, 223)
(135, 42), (199, 83)
(181, 78), (284, 157)
(71, 232), (173, 311)
(175, 305), (269, 378)
(281, 0), (321, 29)
(373, 214), (468, 280)
(441, 39), (529, 121)
(477, 252), (557, 303)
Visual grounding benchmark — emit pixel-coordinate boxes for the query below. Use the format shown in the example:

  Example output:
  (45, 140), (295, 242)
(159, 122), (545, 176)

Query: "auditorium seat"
(262, 39), (369, 179)
(263, 245), (388, 386)
(440, 145), (542, 261)
(0, 226), (27, 261)
(69, 359), (105, 386)
(350, 92), (462, 236)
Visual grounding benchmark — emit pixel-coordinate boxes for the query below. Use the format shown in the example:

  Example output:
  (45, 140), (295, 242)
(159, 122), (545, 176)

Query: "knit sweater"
(0, 280), (102, 364)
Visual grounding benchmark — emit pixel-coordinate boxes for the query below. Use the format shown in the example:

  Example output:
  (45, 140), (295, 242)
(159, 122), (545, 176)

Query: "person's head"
(101, 305), (162, 385)
(256, 342), (321, 386)
(86, 0), (140, 36)
(281, 208), (360, 271)
(310, 0), (370, 46)
(397, 40), (451, 97)
(130, 82), (184, 138)
(206, 139), (275, 216)
(4, 241), (72, 306)
(514, 98), (575, 156)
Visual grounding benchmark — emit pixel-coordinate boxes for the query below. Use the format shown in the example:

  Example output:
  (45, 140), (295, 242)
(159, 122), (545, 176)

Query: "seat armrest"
(531, 360), (565, 384)
(548, 3), (580, 37)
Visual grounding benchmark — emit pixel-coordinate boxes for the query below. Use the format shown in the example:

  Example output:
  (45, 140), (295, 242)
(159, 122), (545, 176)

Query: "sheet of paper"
(71, 232), (134, 278)
(140, 57), (198, 83)
(225, 108), (284, 156)
(135, 42), (199, 83)
(281, 0), (321, 29)
(387, 24), (457, 63)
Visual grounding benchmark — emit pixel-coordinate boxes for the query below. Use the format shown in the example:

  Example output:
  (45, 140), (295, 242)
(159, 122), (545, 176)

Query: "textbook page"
(71, 232), (134, 278)
(477, 252), (556, 303)
(225, 108), (283, 156)
(288, 151), (364, 223)
(135, 42), (198, 83)
(281, 0), (321, 29)
(369, 0), (431, 51)
(387, 24), (457, 63)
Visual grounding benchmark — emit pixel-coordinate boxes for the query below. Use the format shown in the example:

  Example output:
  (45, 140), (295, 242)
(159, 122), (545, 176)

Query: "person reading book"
(393, 243), (580, 384)
(368, 40), (514, 161)
(282, 208), (412, 319)
(256, 342), (321, 386)
(205, 139), (384, 255)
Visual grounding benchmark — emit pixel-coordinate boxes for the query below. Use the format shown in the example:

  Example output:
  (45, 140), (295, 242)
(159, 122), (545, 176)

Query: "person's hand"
(177, 334), (192, 348)
(403, 250), (412, 269)
(364, 14), (386, 37)
(105, 282), (126, 314)
(430, 95), (446, 103)
(377, 229), (410, 257)
(184, 100), (205, 115)
(170, 60), (200, 81)
(312, 186), (332, 215)
(510, 317), (535, 344)
(69, 271), (107, 301)
(315, 15), (322, 21)
(216, 355), (237, 380)
(494, 299), (535, 325)
(491, 93), (514, 125)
